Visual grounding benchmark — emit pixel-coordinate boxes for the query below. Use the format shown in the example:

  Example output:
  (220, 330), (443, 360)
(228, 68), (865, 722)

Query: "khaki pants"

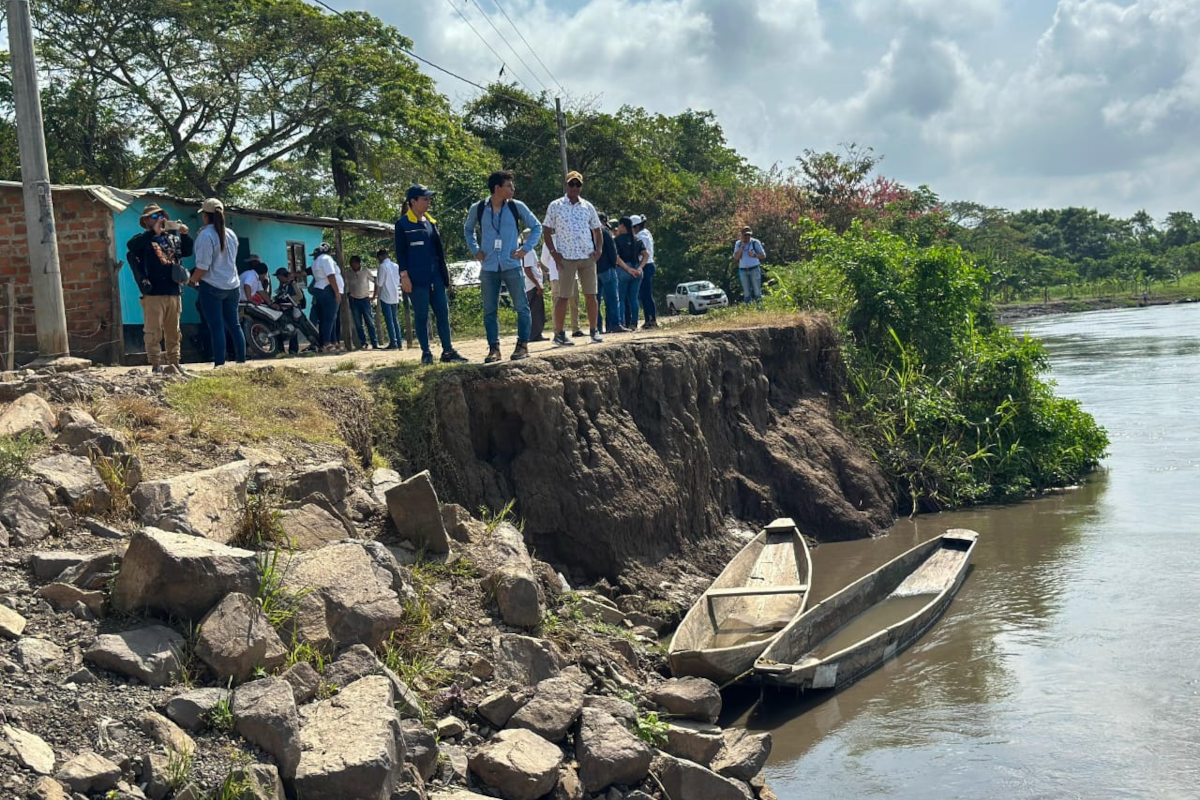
(142, 294), (182, 366)
(550, 277), (580, 331)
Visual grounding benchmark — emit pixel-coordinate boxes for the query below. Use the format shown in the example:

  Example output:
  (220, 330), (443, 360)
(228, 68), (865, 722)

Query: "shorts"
(556, 257), (598, 297)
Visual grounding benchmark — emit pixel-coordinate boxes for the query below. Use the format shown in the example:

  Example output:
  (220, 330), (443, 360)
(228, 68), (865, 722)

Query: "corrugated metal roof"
(0, 181), (394, 235)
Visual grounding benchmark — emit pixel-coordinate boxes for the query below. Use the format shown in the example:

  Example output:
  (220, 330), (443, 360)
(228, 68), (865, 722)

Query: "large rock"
(648, 677), (722, 722)
(30, 454), (111, 512)
(85, 625), (184, 686)
(111, 528), (258, 622)
(385, 470), (449, 553)
(234, 678), (301, 779)
(284, 462), (351, 505)
(401, 719), (438, 782)
(31, 776), (69, 800)
(140, 711), (196, 756)
(654, 752), (753, 800)
(0, 393), (56, 438)
(319, 644), (424, 720)
(468, 728), (562, 800)
(131, 460), (251, 542)
(36, 582), (105, 618)
(477, 690), (524, 728)
(280, 542), (406, 651)
(370, 468), (401, 506)
(0, 479), (53, 546)
(16, 637), (66, 669)
(279, 502), (354, 550)
(293, 675), (405, 800)
(55, 752), (121, 794)
(479, 522), (544, 628)
(711, 729), (772, 781)
(3, 724), (55, 774)
(507, 677), (585, 743)
(492, 634), (563, 686)
(663, 720), (725, 766)
(56, 549), (122, 590)
(0, 604), (27, 638)
(165, 688), (231, 731)
(552, 764), (585, 800)
(582, 695), (637, 724)
(30, 550), (86, 580)
(196, 592), (287, 682)
(575, 708), (653, 794)
(281, 662), (321, 705)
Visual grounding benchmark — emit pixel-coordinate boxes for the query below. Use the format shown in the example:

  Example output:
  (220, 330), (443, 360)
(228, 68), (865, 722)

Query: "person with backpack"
(464, 170), (542, 362)
(127, 203), (193, 373)
(187, 197), (246, 367)
(396, 184), (467, 365)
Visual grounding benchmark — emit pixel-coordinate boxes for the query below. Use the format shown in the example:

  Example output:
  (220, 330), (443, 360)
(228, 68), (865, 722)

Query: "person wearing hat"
(395, 184), (467, 365)
(543, 170), (604, 346)
(632, 215), (658, 329)
(128, 203), (192, 373)
(308, 241), (343, 351)
(240, 255), (270, 304)
(615, 217), (648, 330)
(464, 170), (542, 362)
(595, 212), (621, 334)
(734, 226), (766, 303)
(189, 197), (246, 366)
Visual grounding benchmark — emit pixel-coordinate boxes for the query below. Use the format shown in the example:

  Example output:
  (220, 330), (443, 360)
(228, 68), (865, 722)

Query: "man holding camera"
(128, 203), (192, 373)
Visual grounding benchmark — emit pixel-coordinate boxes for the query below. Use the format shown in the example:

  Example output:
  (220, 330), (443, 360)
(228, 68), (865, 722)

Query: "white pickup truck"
(666, 281), (730, 315)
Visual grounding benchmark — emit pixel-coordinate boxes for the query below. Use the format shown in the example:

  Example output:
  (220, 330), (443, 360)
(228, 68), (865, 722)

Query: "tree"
(33, 0), (447, 197)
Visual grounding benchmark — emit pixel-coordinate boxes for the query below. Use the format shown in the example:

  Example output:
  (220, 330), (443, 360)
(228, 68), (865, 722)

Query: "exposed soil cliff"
(380, 318), (895, 579)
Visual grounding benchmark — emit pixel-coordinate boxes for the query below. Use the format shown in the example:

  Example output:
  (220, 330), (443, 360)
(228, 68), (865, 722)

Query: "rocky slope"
(380, 318), (895, 579)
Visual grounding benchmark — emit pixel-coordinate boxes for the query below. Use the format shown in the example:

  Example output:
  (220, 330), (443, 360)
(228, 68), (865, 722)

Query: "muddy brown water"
(726, 304), (1200, 799)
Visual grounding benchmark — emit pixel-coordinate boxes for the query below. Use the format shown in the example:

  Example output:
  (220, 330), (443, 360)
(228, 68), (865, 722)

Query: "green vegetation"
(231, 488), (287, 550)
(206, 690), (236, 734)
(0, 431), (44, 482)
(255, 548), (311, 629)
(633, 711), (670, 748)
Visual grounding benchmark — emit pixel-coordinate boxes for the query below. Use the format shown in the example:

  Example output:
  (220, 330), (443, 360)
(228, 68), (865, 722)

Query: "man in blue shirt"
(734, 226), (766, 303)
(465, 170), (543, 362)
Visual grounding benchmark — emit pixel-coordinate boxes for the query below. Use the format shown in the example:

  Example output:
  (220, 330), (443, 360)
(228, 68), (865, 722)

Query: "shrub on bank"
(772, 222), (1108, 514)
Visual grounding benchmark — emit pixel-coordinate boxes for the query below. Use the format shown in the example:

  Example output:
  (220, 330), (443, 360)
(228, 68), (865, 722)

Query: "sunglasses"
(567, 181), (582, 187)
(149, 213), (166, 220)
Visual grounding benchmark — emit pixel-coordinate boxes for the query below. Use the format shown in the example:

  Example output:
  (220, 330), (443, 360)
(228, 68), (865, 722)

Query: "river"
(729, 304), (1200, 800)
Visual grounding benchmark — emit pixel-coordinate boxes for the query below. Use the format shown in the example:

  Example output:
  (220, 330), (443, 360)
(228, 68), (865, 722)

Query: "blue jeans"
(313, 286), (339, 346)
(481, 267), (531, 345)
(617, 269), (642, 327)
(350, 297), (379, 347)
(410, 280), (453, 356)
(639, 262), (657, 322)
(739, 266), (763, 303)
(381, 302), (401, 347)
(196, 281), (245, 366)
(597, 269), (621, 332)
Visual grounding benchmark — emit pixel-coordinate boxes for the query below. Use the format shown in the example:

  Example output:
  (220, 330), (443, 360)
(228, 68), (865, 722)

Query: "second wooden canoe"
(754, 529), (978, 691)
(668, 518), (813, 684)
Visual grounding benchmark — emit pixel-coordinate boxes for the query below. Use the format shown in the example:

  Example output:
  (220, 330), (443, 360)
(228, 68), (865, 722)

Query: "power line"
(441, 0), (535, 96)
(492, 0), (569, 97)
(463, 0), (549, 93)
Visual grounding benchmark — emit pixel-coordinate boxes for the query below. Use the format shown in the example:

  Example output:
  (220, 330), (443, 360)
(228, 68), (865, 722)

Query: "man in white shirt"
(373, 248), (403, 349)
(309, 242), (343, 351)
(521, 228), (548, 342)
(632, 215), (658, 329)
(543, 170), (603, 346)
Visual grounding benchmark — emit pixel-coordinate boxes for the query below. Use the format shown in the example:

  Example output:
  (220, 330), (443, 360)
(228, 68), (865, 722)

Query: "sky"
(327, 0), (1200, 220)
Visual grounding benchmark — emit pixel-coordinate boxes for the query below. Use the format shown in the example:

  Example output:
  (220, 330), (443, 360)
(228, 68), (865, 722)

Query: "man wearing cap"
(464, 170), (542, 362)
(346, 255), (380, 350)
(129, 203), (192, 373)
(632, 215), (658, 329)
(396, 184), (467, 365)
(309, 242), (343, 351)
(734, 226), (766, 303)
(271, 267), (314, 354)
(595, 212), (620, 334)
(373, 248), (403, 350)
(543, 170), (604, 346)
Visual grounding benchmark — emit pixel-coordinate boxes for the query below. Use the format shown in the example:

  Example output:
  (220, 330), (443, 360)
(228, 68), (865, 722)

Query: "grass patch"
(255, 549), (311, 630)
(89, 450), (137, 520)
(372, 362), (465, 489)
(231, 489), (287, 550)
(0, 430), (44, 482)
(206, 689), (235, 733)
(331, 360), (358, 373)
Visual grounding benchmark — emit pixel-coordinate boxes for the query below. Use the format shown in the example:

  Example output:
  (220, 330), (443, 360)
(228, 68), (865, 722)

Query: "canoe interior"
(757, 530), (976, 684)
(669, 521), (811, 680)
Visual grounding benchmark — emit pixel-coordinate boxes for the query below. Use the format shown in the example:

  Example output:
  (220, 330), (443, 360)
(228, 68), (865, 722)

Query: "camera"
(163, 220), (182, 232)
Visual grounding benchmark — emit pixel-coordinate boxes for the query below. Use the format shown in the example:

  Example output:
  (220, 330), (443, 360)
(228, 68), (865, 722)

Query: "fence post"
(3, 282), (15, 371)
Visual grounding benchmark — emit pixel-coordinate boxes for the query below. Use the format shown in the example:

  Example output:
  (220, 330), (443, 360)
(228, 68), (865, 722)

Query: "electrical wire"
(463, 0), (549, 93)
(441, 0), (535, 96)
(492, 0), (569, 97)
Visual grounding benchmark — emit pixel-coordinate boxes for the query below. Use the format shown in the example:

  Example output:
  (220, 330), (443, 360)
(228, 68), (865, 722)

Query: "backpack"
(474, 199), (522, 237)
(126, 232), (148, 280)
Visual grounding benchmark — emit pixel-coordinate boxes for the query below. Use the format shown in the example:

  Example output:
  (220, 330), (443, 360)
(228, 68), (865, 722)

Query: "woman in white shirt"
(309, 242), (343, 351)
(188, 197), (245, 366)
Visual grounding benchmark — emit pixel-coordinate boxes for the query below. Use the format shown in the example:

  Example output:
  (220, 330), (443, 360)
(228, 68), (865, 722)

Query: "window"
(286, 241), (307, 273)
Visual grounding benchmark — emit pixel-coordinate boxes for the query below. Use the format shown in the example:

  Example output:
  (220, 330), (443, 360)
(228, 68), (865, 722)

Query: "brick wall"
(0, 185), (122, 365)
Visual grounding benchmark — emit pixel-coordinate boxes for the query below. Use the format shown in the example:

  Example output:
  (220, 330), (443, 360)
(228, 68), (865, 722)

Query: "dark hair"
(376, 248), (388, 258)
(598, 212), (609, 224)
(204, 208), (228, 252)
(253, 262), (268, 275)
(350, 255), (361, 265)
(488, 170), (514, 194)
(618, 216), (632, 232)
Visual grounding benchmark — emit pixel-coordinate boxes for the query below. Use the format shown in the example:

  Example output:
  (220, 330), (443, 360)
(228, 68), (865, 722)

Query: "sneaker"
(485, 345), (502, 364)
(553, 332), (574, 347)
(511, 342), (530, 360)
(441, 350), (468, 363)
(385, 343), (400, 351)
(151, 365), (164, 374)
(590, 329), (603, 343)
(617, 326), (633, 333)
(420, 352), (434, 365)
(572, 330), (585, 338)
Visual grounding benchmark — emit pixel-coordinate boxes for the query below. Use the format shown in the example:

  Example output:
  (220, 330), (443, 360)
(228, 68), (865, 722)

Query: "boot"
(485, 344), (502, 363)
(511, 341), (529, 361)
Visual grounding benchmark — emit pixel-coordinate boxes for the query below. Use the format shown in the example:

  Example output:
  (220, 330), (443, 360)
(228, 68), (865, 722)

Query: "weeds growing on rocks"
(231, 488), (286, 549)
(634, 711), (669, 748)
(0, 430), (44, 481)
(255, 549), (310, 629)
(91, 450), (136, 520)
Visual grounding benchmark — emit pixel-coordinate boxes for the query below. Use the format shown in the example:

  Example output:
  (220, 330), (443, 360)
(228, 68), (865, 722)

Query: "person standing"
(347, 255), (380, 350)
(632, 214), (658, 329)
(374, 248), (403, 349)
(614, 217), (648, 329)
(542, 241), (581, 335)
(128, 203), (192, 373)
(396, 184), (467, 365)
(309, 242), (343, 352)
(521, 228), (547, 342)
(595, 212), (621, 334)
(543, 170), (603, 346)
(464, 170), (543, 362)
(272, 267), (316, 354)
(734, 226), (766, 303)
(188, 197), (245, 367)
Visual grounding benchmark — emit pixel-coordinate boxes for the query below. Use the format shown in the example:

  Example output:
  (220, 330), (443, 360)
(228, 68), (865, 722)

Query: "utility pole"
(555, 96), (569, 187)
(7, 0), (69, 359)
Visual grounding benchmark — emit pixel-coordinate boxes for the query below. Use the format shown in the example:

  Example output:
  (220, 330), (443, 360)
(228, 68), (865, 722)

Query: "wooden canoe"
(754, 529), (978, 691)
(668, 518), (813, 684)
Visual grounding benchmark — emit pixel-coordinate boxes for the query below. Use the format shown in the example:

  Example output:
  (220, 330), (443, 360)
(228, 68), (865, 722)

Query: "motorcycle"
(240, 301), (319, 359)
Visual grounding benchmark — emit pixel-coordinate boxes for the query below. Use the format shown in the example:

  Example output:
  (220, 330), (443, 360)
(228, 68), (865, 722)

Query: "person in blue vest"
(395, 185), (467, 365)
(464, 170), (543, 362)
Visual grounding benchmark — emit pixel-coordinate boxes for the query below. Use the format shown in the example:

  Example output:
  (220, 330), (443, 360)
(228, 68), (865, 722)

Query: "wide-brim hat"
(139, 203), (166, 221)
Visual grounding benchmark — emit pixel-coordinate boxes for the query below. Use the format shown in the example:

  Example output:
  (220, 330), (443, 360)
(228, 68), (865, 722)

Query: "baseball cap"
(311, 242), (331, 257)
(274, 268), (290, 278)
(565, 170), (584, 185)
(406, 184), (435, 202)
(199, 197), (224, 214)
(741, 226), (753, 235)
(630, 215), (644, 227)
